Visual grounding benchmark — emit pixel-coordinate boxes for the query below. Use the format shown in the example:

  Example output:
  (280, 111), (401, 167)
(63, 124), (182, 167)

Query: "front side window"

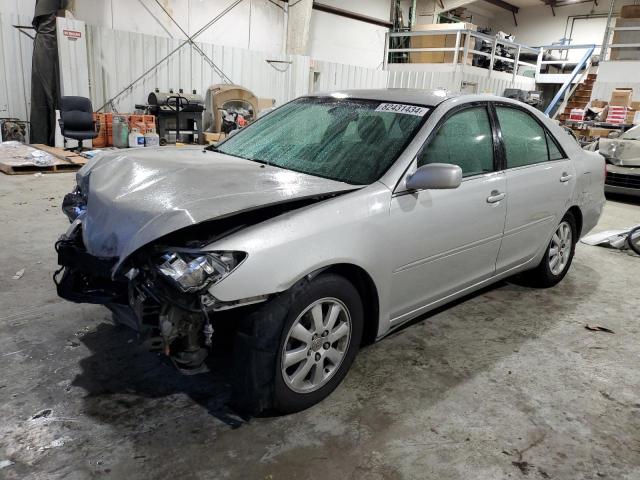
(216, 97), (427, 185)
(495, 106), (550, 168)
(417, 106), (494, 177)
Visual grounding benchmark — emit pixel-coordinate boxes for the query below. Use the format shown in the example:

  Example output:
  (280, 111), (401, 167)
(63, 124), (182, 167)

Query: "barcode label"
(375, 103), (429, 116)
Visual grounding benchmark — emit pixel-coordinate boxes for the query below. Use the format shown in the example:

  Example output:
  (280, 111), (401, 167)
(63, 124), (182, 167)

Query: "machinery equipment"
(137, 89), (205, 145)
(503, 88), (543, 107)
(203, 84), (259, 135)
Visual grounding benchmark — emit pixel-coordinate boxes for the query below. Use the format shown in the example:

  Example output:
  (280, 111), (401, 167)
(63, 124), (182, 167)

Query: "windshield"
(216, 97), (429, 185)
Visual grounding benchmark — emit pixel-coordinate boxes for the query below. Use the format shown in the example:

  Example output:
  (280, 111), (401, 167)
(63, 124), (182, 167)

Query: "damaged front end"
(54, 221), (255, 374)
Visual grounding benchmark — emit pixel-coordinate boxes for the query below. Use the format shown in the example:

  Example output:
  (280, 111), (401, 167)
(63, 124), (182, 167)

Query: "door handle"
(560, 172), (573, 182)
(487, 190), (506, 203)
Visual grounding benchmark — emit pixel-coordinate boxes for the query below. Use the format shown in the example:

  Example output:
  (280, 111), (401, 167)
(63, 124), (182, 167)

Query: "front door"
(387, 104), (507, 323)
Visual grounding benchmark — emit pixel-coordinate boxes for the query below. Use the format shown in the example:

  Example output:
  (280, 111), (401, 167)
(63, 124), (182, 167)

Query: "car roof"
(309, 88), (460, 107)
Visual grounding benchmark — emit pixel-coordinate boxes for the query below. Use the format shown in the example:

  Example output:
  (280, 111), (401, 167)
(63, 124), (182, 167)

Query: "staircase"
(558, 73), (597, 122)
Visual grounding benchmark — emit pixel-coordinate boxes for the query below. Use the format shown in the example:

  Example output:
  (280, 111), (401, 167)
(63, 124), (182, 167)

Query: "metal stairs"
(557, 73), (597, 122)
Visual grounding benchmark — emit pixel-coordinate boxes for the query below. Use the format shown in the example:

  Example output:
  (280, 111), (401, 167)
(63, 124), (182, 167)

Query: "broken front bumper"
(54, 225), (128, 305)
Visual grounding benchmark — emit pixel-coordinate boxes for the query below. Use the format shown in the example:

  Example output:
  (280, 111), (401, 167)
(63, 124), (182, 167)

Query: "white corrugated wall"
(386, 66), (537, 96)
(0, 13), (33, 123)
(0, 18), (387, 120)
(86, 24), (388, 113)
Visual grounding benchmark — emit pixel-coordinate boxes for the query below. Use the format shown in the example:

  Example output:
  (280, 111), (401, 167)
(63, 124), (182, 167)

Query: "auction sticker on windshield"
(375, 103), (429, 116)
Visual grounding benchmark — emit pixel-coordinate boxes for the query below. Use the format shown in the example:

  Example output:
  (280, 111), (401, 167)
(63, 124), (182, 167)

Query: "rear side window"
(418, 106), (494, 177)
(496, 106), (549, 168)
(547, 132), (565, 160)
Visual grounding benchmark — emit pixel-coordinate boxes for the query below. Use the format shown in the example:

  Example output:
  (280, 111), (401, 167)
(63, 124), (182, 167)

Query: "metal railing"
(384, 29), (539, 82)
(386, 26), (640, 75)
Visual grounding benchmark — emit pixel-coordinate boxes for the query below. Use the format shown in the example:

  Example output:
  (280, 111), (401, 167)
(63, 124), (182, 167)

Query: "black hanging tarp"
(29, 0), (65, 145)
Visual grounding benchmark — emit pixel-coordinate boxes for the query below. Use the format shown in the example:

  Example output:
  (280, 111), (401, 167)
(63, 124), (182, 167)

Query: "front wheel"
(274, 274), (363, 413)
(524, 212), (577, 288)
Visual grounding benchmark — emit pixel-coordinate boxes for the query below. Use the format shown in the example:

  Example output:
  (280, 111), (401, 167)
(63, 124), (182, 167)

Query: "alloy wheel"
(549, 221), (572, 276)
(281, 297), (351, 394)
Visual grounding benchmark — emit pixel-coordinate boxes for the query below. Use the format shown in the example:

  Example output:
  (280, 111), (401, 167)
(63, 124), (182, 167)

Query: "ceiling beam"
(483, 0), (519, 13)
(283, 1), (394, 28)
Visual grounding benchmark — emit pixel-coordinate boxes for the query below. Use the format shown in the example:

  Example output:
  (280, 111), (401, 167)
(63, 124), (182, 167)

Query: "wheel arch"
(312, 263), (380, 346)
(566, 205), (583, 238)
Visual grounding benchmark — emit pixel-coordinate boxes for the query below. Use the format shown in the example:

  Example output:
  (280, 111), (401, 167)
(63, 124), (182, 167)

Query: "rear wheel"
(524, 212), (577, 288)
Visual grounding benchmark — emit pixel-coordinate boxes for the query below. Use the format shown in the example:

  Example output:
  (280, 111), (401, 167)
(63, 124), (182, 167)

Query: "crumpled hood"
(78, 147), (358, 267)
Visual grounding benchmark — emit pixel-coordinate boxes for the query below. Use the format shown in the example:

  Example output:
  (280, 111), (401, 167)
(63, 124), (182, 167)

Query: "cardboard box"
(610, 88), (633, 107)
(621, 5), (640, 18)
(569, 108), (585, 121)
(610, 18), (640, 60)
(588, 127), (615, 138)
(410, 22), (476, 64)
(630, 101), (640, 110)
(606, 106), (627, 124)
(590, 100), (608, 108)
(203, 132), (226, 143)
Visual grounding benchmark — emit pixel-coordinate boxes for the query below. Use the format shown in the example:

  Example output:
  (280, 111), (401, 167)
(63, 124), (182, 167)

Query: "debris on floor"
(581, 225), (640, 249)
(11, 268), (24, 280)
(585, 324), (615, 334)
(31, 409), (52, 420)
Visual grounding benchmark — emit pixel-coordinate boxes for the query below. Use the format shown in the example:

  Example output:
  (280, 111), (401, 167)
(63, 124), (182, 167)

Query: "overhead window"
(496, 106), (549, 168)
(417, 106), (494, 177)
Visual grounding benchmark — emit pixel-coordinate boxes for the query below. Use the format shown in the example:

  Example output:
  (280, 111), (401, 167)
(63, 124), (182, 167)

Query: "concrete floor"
(1, 172), (639, 480)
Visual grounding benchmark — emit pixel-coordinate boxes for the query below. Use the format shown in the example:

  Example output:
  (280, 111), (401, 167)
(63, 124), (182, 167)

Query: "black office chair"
(58, 96), (99, 152)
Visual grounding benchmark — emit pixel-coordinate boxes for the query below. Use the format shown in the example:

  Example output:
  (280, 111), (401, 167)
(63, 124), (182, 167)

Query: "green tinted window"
(418, 107), (494, 177)
(496, 106), (548, 168)
(217, 98), (425, 185)
(547, 132), (564, 160)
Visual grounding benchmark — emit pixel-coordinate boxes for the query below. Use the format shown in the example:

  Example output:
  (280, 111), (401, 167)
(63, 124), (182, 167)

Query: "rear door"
(492, 103), (576, 273)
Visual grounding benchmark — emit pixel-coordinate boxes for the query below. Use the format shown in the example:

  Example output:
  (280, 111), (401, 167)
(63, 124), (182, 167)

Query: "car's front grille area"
(606, 172), (640, 189)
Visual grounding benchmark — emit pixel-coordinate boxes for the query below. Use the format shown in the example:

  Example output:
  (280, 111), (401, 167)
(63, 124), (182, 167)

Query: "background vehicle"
(55, 90), (605, 414)
(592, 126), (640, 197)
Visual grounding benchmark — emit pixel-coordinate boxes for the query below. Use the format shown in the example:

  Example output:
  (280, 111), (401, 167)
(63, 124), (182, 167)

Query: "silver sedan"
(55, 89), (606, 414)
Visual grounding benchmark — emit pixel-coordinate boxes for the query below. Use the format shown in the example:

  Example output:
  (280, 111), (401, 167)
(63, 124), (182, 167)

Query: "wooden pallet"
(0, 160), (81, 175)
(0, 144), (88, 175)
(31, 144), (88, 165)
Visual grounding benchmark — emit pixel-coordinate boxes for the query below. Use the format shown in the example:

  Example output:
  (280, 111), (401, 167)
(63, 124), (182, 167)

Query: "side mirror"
(406, 163), (462, 191)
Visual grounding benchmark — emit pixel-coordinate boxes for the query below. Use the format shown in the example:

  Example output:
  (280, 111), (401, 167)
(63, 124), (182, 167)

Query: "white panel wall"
(591, 61), (640, 101)
(0, 0), (35, 17)
(0, 13), (33, 122)
(73, 0), (286, 54)
(307, 0), (390, 68)
(311, 60), (389, 93)
(86, 24), (388, 114)
(387, 65), (536, 96)
(73, 0), (391, 69)
(488, 0), (638, 61)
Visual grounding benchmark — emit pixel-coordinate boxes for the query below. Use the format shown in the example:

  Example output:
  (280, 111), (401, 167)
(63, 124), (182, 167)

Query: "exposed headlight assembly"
(61, 187), (87, 223)
(156, 251), (246, 293)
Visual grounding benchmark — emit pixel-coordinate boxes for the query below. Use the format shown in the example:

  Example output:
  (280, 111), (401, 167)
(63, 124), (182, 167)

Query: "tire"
(628, 226), (640, 255)
(273, 274), (363, 413)
(229, 273), (363, 415)
(524, 212), (577, 288)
